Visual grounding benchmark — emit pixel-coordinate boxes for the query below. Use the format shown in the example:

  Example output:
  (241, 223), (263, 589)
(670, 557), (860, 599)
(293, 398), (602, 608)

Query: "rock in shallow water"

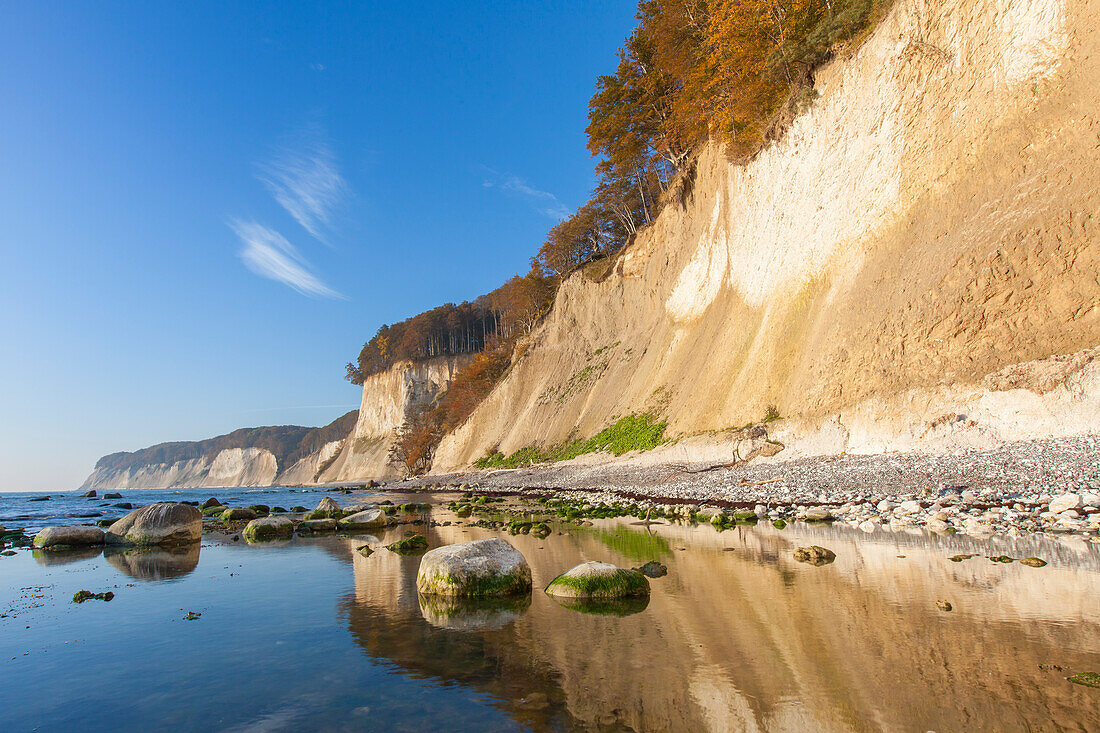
(793, 546), (836, 566)
(220, 507), (257, 521)
(33, 526), (105, 549)
(297, 518), (337, 534)
(242, 516), (294, 542)
(338, 509), (389, 531)
(417, 538), (531, 597)
(544, 561), (649, 600)
(106, 503), (202, 547)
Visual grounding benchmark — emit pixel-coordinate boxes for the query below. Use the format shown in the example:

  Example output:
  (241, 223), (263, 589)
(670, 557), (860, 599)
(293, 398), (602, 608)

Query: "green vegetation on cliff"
(474, 414), (667, 469)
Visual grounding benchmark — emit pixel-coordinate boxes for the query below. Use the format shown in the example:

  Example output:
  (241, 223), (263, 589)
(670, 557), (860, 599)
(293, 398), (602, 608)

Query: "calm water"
(2, 489), (1099, 731)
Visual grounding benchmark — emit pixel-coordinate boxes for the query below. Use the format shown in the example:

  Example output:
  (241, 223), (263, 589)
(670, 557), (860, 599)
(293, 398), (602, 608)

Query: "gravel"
(390, 435), (1100, 540)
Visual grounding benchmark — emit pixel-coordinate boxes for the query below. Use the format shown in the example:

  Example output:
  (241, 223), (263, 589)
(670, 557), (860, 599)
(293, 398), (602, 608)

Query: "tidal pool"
(2, 492), (1098, 731)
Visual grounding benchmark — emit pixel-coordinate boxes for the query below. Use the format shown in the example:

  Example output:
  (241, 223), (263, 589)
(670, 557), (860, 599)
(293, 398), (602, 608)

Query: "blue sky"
(0, 0), (637, 490)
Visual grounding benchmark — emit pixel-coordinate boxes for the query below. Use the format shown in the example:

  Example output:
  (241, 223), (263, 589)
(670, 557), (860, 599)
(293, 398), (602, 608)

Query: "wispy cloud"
(481, 168), (570, 219)
(256, 133), (346, 239)
(231, 220), (344, 299)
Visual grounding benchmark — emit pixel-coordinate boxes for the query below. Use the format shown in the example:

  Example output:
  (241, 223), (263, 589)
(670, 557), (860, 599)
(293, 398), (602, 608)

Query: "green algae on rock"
(298, 518), (338, 534)
(242, 516), (294, 543)
(544, 561), (650, 600)
(1020, 557), (1048, 567)
(33, 525), (105, 550)
(793, 546), (836, 566)
(387, 534), (429, 555)
(73, 589), (114, 603)
(220, 507), (258, 522)
(416, 538), (531, 597)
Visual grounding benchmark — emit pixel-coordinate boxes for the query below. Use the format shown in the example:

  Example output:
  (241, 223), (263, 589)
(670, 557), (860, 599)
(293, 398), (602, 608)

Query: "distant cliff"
(81, 411), (358, 490)
(82, 355), (470, 489)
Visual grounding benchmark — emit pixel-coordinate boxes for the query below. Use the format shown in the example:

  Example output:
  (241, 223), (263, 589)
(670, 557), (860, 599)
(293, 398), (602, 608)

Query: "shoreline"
(391, 435), (1100, 542)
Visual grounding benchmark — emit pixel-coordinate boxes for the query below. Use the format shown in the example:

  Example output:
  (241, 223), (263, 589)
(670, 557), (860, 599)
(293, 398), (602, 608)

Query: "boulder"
(802, 507), (833, 522)
(106, 503), (202, 546)
(544, 561), (649, 600)
(338, 509), (389, 531)
(897, 500), (922, 515)
(308, 497), (343, 519)
(633, 560), (668, 578)
(81, 490), (96, 498)
(417, 538), (531, 597)
(33, 526), (105, 549)
(387, 535), (429, 554)
(793, 546), (836, 565)
(103, 493), (122, 499)
(220, 507), (258, 521)
(1049, 493), (1083, 514)
(200, 497), (222, 509)
(297, 518), (338, 534)
(243, 516), (294, 542)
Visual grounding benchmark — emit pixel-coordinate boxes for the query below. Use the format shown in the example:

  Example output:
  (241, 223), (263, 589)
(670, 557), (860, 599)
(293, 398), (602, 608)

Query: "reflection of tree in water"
(339, 594), (592, 732)
(104, 545), (200, 580)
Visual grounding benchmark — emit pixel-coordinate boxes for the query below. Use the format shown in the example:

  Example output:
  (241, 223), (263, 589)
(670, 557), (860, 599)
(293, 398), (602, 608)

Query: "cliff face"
(81, 412), (358, 490)
(318, 355), (471, 482)
(434, 0), (1100, 470)
(82, 355), (470, 489)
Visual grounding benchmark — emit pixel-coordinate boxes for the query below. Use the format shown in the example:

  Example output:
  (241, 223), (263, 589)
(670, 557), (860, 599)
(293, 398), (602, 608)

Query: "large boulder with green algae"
(106, 503), (202, 547)
(243, 516), (294, 542)
(338, 509), (389, 531)
(220, 507), (257, 522)
(545, 561), (649, 600)
(416, 538), (531, 597)
(297, 518), (338, 534)
(306, 497), (343, 520)
(33, 526), (105, 549)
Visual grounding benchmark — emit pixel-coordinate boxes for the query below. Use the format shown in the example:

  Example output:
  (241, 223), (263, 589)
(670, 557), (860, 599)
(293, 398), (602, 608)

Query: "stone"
(803, 507), (832, 522)
(200, 497), (222, 509)
(793, 546), (836, 565)
(1049, 493), (1083, 514)
(106, 503), (202, 546)
(544, 561), (649, 600)
(297, 518), (338, 533)
(858, 520), (877, 533)
(220, 507), (258, 522)
(338, 509), (390, 531)
(633, 560), (668, 578)
(876, 500), (896, 512)
(33, 526), (106, 549)
(80, 490), (96, 498)
(103, 493), (122, 499)
(308, 497), (343, 520)
(926, 519), (949, 534)
(897, 500), (922, 515)
(417, 538), (532, 597)
(242, 516), (294, 542)
(1081, 491), (1100, 508)
(387, 534), (430, 554)
(936, 600), (953, 612)
(1020, 557), (1047, 568)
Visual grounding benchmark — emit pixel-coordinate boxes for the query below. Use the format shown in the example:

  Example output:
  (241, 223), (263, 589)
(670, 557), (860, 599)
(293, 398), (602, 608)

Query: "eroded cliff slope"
(434, 0), (1100, 470)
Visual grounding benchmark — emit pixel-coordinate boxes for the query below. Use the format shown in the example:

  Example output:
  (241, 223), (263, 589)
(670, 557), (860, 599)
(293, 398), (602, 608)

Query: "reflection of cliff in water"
(339, 519), (1100, 732)
(104, 544), (200, 580)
